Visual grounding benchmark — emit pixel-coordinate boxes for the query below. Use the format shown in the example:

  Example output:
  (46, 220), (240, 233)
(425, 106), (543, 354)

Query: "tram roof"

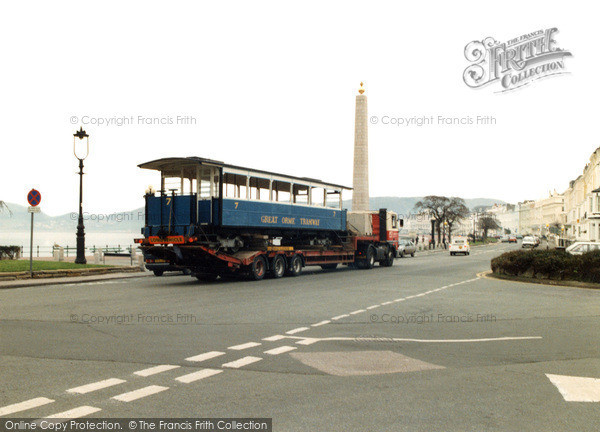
(138, 157), (352, 190)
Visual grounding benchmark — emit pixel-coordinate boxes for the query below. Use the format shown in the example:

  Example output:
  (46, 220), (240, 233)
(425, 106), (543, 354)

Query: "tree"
(414, 196), (450, 245)
(445, 197), (469, 242)
(548, 221), (561, 235)
(0, 201), (12, 217)
(478, 214), (500, 240)
(504, 228), (511, 235)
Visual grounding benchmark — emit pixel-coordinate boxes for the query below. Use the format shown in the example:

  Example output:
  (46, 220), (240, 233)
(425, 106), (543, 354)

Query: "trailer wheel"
(271, 255), (286, 279)
(380, 248), (394, 267)
(153, 270), (164, 277)
(286, 254), (303, 277)
(320, 263), (338, 270)
(250, 255), (267, 280)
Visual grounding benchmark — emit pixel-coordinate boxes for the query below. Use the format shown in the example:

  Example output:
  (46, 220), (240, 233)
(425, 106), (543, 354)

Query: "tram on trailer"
(136, 157), (400, 280)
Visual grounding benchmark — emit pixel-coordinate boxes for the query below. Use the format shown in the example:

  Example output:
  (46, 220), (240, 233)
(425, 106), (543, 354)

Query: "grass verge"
(0, 260), (110, 272)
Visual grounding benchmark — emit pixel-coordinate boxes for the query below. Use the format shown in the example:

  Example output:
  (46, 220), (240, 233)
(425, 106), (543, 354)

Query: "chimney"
(352, 82), (369, 211)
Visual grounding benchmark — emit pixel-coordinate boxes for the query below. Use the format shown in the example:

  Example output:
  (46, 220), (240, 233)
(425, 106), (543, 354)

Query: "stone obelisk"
(352, 82), (369, 211)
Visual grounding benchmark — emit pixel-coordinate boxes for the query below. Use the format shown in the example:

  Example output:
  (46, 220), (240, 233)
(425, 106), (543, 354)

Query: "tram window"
(311, 187), (325, 206)
(293, 184), (310, 205)
(225, 183), (236, 198)
(223, 172), (248, 199)
(325, 189), (340, 208)
(250, 177), (270, 201)
(273, 180), (291, 203)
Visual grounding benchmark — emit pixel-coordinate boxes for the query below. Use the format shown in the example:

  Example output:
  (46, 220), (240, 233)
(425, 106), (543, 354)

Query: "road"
(1, 243), (599, 431)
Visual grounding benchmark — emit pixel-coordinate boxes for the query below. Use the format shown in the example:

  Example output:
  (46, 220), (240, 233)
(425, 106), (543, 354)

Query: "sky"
(1, 0), (598, 216)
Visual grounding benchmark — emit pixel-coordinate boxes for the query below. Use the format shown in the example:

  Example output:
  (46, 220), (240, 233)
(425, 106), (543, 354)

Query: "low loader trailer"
(137, 209), (401, 281)
(135, 157), (401, 281)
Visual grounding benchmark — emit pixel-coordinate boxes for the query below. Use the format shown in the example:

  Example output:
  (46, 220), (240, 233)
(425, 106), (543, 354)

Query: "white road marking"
(262, 335), (286, 341)
(393, 298), (405, 302)
(312, 320), (330, 327)
(381, 301), (393, 305)
(66, 378), (126, 394)
(286, 327), (309, 334)
(331, 314), (349, 320)
(175, 369), (222, 383)
(546, 374), (600, 402)
(222, 356), (262, 369)
(112, 385), (169, 402)
(185, 351), (225, 362)
(349, 309), (366, 315)
(228, 342), (261, 350)
(134, 365), (180, 377)
(45, 406), (101, 419)
(299, 336), (542, 344)
(0, 397), (54, 417)
(264, 346), (297, 355)
(295, 338), (319, 345)
(366, 305), (379, 310)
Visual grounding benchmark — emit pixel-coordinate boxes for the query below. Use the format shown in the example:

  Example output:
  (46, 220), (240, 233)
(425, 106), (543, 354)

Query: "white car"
(450, 238), (470, 256)
(522, 236), (537, 248)
(565, 241), (600, 255)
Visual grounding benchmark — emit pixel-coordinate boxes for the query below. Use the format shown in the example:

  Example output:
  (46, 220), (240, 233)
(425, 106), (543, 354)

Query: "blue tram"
(138, 157), (351, 250)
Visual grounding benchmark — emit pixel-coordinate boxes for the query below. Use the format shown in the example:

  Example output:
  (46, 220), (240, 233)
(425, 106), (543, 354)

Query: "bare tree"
(445, 197), (469, 242)
(414, 196), (450, 245)
(478, 214), (500, 240)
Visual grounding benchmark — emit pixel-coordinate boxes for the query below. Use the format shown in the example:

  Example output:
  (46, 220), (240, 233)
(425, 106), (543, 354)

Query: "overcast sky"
(1, 1), (598, 216)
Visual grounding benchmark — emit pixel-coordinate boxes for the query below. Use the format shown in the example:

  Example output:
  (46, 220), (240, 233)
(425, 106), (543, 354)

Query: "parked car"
(522, 236), (537, 248)
(450, 238), (470, 256)
(508, 235), (517, 243)
(565, 241), (600, 255)
(500, 235), (510, 243)
(516, 235), (523, 239)
(397, 239), (416, 257)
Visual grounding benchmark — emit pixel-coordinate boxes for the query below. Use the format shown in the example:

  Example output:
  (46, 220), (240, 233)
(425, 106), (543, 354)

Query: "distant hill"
(0, 203), (144, 232)
(342, 197), (506, 217)
(0, 197), (505, 232)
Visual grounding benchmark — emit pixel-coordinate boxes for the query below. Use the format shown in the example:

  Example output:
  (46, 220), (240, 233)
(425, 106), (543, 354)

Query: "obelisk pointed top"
(358, 82), (365, 95)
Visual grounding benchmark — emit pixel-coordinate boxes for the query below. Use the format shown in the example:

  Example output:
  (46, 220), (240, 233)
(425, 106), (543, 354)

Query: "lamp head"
(73, 127), (90, 160)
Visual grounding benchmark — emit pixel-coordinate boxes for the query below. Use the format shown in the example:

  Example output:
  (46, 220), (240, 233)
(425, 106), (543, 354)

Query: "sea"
(0, 231), (140, 257)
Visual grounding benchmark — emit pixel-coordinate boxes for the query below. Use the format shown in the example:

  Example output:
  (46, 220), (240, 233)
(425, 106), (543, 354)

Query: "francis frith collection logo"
(463, 28), (572, 92)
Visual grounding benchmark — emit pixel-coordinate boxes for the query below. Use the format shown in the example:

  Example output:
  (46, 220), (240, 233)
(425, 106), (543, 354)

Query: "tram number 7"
(235, 202), (239, 209)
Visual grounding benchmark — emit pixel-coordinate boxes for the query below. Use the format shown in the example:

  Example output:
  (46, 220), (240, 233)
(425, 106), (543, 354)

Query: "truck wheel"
(153, 270), (164, 277)
(380, 248), (394, 267)
(271, 255), (286, 279)
(250, 255), (267, 280)
(195, 273), (218, 282)
(320, 263), (338, 270)
(286, 254), (303, 277)
(364, 246), (375, 269)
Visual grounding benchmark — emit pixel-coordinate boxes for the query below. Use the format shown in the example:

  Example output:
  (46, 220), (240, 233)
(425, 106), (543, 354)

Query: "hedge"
(491, 249), (600, 283)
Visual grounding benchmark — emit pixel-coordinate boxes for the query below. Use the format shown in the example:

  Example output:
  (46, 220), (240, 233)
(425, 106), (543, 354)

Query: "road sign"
(27, 189), (41, 207)
(26, 189), (41, 277)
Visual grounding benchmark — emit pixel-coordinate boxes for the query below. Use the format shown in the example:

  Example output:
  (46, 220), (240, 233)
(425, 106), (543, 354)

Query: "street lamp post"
(73, 127), (89, 265)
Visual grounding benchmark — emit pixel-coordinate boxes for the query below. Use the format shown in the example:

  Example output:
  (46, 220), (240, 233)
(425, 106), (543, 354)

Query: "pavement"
(1, 242), (598, 431)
